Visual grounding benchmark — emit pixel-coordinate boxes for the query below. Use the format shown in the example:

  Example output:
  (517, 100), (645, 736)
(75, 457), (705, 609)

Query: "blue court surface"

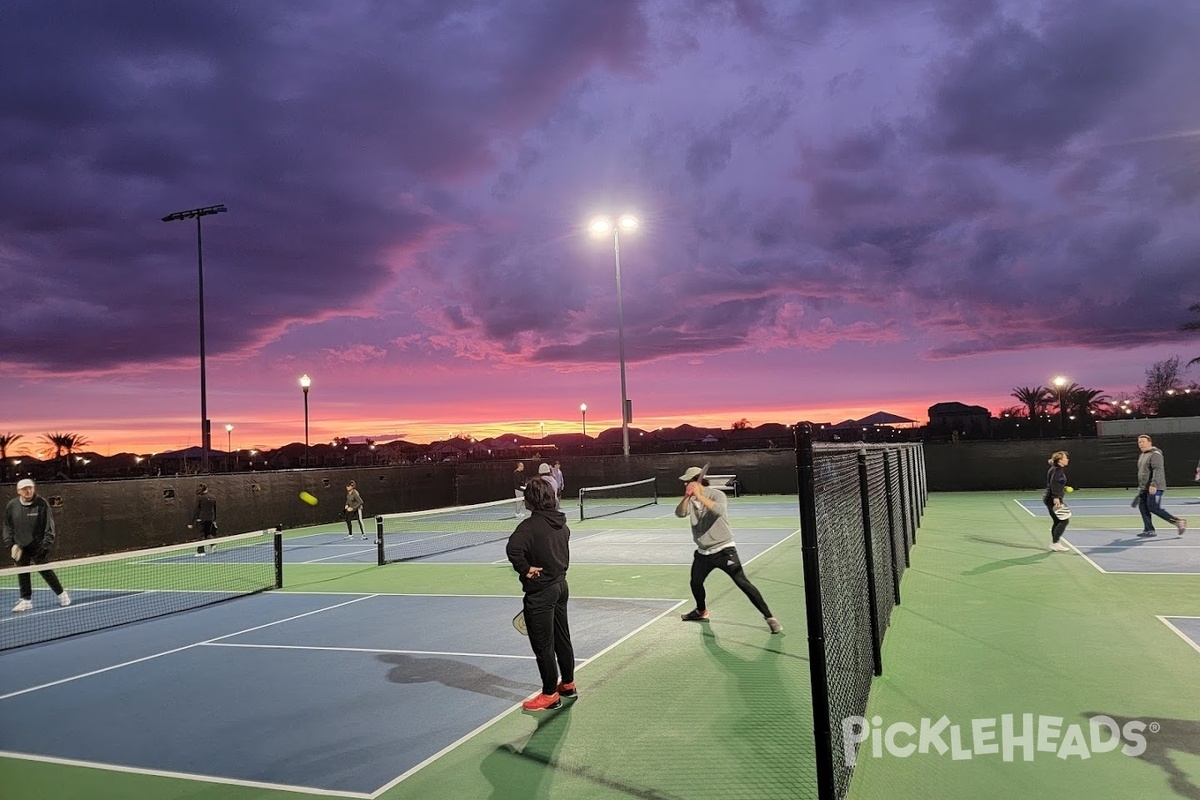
(1013, 495), (1198, 574)
(0, 591), (683, 797)
(1159, 616), (1200, 657)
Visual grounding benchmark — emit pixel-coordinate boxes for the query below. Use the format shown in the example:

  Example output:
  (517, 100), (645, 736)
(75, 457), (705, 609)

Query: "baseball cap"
(679, 466), (708, 482)
(538, 463), (552, 474)
(16, 479), (35, 490)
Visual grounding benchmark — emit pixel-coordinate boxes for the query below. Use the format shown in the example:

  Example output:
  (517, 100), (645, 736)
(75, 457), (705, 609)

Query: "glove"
(10, 544), (21, 561)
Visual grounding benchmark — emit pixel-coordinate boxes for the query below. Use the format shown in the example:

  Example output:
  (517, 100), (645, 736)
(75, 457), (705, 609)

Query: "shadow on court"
(480, 710), (573, 800)
(962, 551), (1053, 576)
(1087, 712), (1200, 800)
(378, 652), (533, 702)
(967, 535), (1050, 552)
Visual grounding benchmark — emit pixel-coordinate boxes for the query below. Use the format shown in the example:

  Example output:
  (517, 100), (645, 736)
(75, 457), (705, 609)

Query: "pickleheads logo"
(842, 714), (1154, 765)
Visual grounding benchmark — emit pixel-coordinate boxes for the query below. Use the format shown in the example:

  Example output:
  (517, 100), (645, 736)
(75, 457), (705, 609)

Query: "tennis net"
(577, 477), (658, 521)
(376, 497), (521, 564)
(0, 528), (283, 652)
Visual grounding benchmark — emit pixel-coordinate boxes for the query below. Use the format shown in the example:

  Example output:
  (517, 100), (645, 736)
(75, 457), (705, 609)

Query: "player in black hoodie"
(506, 476), (575, 711)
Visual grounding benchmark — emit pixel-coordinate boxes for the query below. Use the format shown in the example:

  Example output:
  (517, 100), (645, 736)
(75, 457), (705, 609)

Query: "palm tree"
(1010, 386), (1053, 429)
(40, 432), (91, 478)
(0, 432), (22, 482)
(1061, 386), (1112, 435)
(1183, 303), (1200, 366)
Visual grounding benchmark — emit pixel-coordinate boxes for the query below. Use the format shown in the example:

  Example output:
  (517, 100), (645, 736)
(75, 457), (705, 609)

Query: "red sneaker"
(522, 692), (561, 711)
(556, 682), (577, 698)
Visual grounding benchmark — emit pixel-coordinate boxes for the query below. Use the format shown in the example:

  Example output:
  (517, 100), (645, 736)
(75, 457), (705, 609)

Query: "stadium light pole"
(300, 374), (311, 466)
(589, 214), (639, 457)
(161, 203), (228, 473)
(580, 403), (587, 436)
(1052, 375), (1068, 437)
(225, 423), (234, 453)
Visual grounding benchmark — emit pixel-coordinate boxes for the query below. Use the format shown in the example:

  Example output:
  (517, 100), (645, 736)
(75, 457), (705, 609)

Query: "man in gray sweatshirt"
(675, 466), (782, 634)
(3, 478), (70, 612)
(1136, 435), (1187, 537)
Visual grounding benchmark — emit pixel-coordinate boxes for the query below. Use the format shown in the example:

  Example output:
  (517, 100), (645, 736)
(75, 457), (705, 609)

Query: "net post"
(578, 489), (584, 523)
(794, 422), (835, 800)
(856, 449), (884, 677)
(273, 526), (284, 588)
(375, 516), (385, 566)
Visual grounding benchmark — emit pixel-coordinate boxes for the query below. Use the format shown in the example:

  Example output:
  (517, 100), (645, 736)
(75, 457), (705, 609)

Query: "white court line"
(1011, 499), (1039, 518)
(300, 547), (377, 564)
(367, 598), (689, 799)
(1059, 539), (1109, 573)
(0, 595), (377, 702)
(0, 751), (371, 800)
(278, 590), (689, 603)
(1156, 616), (1200, 657)
(204, 642), (536, 660)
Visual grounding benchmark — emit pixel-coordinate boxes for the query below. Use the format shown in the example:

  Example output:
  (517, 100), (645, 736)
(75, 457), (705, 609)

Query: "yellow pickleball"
(299, 491), (318, 506)
(1065, 486), (1074, 493)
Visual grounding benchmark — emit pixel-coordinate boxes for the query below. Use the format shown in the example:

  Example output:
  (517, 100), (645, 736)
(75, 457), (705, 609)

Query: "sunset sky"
(2, 0), (1199, 455)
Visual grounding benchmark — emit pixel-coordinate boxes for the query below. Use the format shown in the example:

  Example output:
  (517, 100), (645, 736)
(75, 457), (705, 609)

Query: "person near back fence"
(1043, 451), (1072, 553)
(551, 461), (564, 501)
(506, 475), (576, 711)
(513, 462), (527, 518)
(1135, 434), (1186, 538)
(189, 483), (218, 556)
(675, 466), (782, 634)
(4, 478), (70, 612)
(344, 480), (367, 540)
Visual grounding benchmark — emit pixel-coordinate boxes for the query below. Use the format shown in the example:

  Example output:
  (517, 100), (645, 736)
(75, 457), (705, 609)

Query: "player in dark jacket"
(1042, 451), (1071, 552)
(190, 483), (219, 556)
(506, 476), (575, 711)
(4, 478), (70, 611)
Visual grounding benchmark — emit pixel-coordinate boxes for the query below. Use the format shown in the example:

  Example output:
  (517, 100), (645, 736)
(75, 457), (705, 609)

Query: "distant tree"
(332, 436), (350, 447)
(1183, 304), (1200, 366)
(1010, 386), (1053, 433)
(0, 432), (22, 482)
(40, 432), (91, 478)
(997, 406), (1025, 418)
(731, 418), (751, 430)
(1137, 356), (1185, 414)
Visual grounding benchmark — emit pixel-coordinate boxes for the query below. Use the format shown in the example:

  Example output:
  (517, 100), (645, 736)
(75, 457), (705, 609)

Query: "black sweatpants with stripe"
(690, 546), (772, 618)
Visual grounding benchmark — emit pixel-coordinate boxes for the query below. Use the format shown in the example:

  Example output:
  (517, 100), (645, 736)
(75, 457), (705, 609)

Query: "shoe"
(58, 590), (71, 607)
(1137, 531), (1157, 538)
(681, 608), (710, 622)
(1050, 542), (1070, 552)
(522, 692), (561, 711)
(767, 617), (783, 634)
(556, 682), (577, 698)
(195, 551), (206, 557)
(1178, 519), (1188, 536)
(361, 534), (368, 540)
(11, 599), (32, 613)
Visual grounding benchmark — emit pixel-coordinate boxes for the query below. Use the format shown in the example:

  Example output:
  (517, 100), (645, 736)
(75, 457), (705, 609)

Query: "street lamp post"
(589, 214), (639, 457)
(225, 423), (234, 453)
(162, 203), (228, 473)
(1052, 376), (1069, 437)
(300, 374), (311, 467)
(580, 403), (587, 436)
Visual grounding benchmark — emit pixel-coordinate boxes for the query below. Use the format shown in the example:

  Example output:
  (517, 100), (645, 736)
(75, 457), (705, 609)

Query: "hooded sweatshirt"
(506, 508), (570, 593)
(4, 494), (56, 549)
(1137, 447), (1167, 490)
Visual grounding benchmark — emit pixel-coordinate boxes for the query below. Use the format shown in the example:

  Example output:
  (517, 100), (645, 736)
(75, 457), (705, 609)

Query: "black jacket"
(1044, 466), (1067, 501)
(3, 495), (55, 549)
(506, 509), (570, 593)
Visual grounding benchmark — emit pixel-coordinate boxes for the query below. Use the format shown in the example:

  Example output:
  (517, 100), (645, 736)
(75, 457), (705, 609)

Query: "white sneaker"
(195, 551), (206, 557)
(58, 590), (71, 607)
(1050, 542), (1070, 552)
(12, 599), (32, 613)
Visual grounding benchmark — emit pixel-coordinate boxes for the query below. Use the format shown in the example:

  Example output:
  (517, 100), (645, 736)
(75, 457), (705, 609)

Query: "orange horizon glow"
(0, 397), (993, 458)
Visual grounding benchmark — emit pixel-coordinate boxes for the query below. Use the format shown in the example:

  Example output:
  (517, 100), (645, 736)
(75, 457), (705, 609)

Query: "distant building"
(927, 401), (992, 438)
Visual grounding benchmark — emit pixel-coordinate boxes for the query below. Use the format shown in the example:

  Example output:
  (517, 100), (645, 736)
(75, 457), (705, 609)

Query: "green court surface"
(4, 492), (1200, 799)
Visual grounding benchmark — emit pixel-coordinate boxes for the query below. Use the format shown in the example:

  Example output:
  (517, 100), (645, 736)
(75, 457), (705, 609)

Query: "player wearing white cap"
(4, 479), (70, 612)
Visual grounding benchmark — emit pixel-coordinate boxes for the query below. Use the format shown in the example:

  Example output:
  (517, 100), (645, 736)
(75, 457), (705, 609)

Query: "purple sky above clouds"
(2, 0), (1199, 452)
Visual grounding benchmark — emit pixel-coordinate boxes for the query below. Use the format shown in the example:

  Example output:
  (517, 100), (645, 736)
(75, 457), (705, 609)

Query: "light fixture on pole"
(225, 423), (234, 453)
(300, 374), (312, 466)
(161, 203), (228, 474)
(589, 214), (639, 456)
(580, 403), (587, 436)
(1052, 375), (1068, 437)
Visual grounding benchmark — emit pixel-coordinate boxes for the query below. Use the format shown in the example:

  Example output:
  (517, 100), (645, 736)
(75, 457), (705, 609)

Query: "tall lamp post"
(161, 203), (228, 473)
(580, 403), (587, 436)
(300, 374), (311, 466)
(1052, 375), (1069, 437)
(589, 214), (639, 457)
(225, 423), (234, 453)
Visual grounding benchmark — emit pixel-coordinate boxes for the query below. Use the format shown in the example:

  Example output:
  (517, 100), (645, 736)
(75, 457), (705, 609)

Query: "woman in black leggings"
(1043, 451), (1071, 552)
